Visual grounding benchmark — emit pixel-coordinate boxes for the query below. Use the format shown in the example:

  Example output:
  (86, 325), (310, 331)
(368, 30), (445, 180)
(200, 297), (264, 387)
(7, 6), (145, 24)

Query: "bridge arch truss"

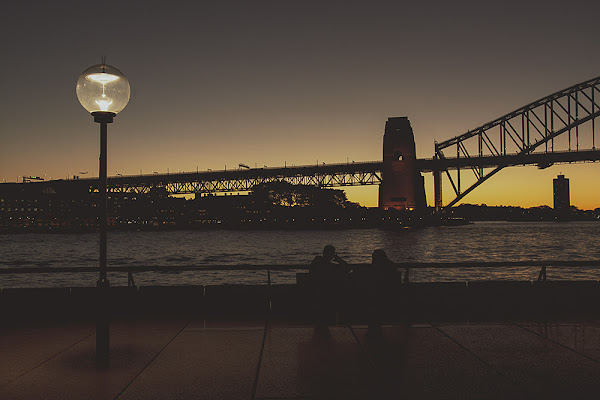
(434, 76), (600, 209)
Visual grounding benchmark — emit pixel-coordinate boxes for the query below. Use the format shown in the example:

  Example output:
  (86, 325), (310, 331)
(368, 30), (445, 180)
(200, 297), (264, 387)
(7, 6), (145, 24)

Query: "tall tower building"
(553, 174), (570, 219)
(378, 117), (426, 211)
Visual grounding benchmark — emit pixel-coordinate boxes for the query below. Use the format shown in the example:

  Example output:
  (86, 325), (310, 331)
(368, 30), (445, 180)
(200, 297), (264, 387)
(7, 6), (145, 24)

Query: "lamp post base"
(96, 279), (110, 368)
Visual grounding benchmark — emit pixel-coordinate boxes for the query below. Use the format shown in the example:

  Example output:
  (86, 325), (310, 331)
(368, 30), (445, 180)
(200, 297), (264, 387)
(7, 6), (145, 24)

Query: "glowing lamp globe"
(76, 64), (130, 115)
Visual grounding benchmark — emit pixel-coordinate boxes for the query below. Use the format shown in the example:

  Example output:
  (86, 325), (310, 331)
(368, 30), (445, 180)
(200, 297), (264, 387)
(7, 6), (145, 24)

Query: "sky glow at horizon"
(1, 1), (599, 209)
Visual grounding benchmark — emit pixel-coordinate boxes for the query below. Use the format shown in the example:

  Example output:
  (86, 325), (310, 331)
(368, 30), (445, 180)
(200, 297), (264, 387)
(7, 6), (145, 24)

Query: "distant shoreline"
(2, 218), (599, 235)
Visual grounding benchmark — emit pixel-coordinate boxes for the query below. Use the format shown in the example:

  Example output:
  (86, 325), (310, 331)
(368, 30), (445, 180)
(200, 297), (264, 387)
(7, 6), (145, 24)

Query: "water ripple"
(1, 222), (599, 287)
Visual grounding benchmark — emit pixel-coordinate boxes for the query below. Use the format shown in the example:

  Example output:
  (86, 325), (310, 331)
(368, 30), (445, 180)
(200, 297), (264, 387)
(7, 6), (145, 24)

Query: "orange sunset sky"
(1, 1), (599, 209)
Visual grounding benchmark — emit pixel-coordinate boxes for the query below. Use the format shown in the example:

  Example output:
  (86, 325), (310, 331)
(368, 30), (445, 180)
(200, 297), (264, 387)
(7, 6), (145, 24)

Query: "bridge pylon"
(379, 117), (426, 211)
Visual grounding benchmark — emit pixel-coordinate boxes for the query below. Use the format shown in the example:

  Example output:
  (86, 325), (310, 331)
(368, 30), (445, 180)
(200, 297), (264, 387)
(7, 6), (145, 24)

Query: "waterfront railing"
(1, 260), (600, 286)
(2, 260), (600, 323)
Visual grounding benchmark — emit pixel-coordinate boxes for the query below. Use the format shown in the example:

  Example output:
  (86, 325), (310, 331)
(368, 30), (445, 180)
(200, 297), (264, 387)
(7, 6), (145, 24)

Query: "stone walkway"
(1, 318), (600, 399)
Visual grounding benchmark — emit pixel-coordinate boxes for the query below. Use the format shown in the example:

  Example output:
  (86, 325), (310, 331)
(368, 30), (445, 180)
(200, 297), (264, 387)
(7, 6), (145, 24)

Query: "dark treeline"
(181, 181), (373, 229)
(445, 203), (600, 222)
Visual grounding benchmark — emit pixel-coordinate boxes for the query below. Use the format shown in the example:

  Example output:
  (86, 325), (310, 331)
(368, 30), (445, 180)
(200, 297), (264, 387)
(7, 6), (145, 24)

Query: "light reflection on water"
(1, 221), (599, 287)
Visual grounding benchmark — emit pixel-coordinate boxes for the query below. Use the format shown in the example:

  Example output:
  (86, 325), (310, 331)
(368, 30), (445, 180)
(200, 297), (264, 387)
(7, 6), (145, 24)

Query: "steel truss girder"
(434, 75), (600, 208)
(99, 163), (383, 195)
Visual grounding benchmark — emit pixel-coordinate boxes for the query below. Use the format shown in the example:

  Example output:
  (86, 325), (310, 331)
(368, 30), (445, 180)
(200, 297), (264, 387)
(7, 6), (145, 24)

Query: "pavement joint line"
(347, 324), (378, 371)
(430, 322), (507, 327)
(115, 319), (192, 400)
(432, 324), (528, 395)
(251, 317), (269, 400)
(0, 328), (95, 390)
(186, 327), (265, 331)
(256, 397), (314, 399)
(256, 397), (314, 400)
(511, 321), (600, 365)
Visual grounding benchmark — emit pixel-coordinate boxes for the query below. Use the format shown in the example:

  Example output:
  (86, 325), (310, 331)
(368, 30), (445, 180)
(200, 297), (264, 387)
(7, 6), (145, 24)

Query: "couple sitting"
(310, 244), (397, 280)
(309, 245), (399, 338)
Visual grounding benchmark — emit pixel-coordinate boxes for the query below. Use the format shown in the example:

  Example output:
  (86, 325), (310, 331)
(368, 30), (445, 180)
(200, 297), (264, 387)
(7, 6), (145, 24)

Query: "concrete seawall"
(2, 280), (599, 324)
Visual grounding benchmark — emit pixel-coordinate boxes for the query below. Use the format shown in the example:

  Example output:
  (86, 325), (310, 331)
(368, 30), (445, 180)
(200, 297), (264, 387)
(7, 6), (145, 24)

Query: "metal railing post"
(537, 265), (547, 281)
(267, 268), (272, 311)
(128, 271), (136, 288)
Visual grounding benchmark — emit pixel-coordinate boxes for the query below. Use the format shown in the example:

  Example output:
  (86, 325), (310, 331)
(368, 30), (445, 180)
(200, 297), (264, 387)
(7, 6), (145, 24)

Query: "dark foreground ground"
(2, 318), (600, 399)
(2, 282), (600, 399)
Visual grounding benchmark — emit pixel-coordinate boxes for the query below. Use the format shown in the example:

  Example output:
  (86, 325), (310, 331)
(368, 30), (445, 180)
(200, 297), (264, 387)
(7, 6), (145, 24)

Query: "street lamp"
(76, 62), (130, 367)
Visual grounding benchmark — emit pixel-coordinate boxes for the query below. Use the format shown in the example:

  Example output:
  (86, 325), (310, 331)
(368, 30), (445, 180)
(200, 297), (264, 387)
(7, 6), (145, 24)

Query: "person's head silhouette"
(323, 245), (336, 262)
(372, 249), (390, 264)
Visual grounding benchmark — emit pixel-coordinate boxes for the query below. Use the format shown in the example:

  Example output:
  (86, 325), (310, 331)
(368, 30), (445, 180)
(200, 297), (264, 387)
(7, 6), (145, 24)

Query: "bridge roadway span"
(49, 149), (600, 195)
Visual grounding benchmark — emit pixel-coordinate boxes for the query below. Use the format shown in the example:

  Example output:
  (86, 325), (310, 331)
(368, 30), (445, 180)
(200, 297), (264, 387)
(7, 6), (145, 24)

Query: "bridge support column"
(434, 168), (442, 212)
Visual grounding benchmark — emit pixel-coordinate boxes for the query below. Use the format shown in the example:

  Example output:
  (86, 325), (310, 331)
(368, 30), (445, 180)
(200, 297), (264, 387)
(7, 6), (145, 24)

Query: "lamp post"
(76, 62), (130, 367)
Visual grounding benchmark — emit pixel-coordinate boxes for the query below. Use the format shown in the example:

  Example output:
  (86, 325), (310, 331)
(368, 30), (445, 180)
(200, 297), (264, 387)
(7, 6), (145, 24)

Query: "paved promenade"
(2, 318), (600, 399)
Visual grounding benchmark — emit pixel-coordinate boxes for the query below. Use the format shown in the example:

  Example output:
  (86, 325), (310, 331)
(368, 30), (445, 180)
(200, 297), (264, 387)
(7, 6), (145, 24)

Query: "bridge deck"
(1, 317), (600, 399)
(2, 149), (598, 196)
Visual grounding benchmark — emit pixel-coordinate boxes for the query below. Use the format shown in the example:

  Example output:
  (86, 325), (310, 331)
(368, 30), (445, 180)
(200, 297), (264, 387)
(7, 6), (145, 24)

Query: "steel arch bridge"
(432, 75), (600, 209)
(5, 75), (600, 210)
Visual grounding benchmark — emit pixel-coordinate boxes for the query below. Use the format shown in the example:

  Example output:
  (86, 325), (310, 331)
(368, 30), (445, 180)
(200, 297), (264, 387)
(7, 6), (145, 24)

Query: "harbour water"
(1, 221), (599, 288)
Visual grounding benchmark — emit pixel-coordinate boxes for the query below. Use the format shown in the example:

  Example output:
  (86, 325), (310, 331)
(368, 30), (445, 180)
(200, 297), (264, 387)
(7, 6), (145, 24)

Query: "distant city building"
(553, 175), (570, 210)
(0, 179), (377, 232)
(553, 174), (571, 220)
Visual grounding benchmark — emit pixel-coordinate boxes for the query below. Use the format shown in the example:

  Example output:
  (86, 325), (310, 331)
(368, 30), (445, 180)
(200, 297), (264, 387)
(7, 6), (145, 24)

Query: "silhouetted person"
(365, 249), (398, 339)
(310, 244), (349, 276)
(309, 245), (350, 335)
